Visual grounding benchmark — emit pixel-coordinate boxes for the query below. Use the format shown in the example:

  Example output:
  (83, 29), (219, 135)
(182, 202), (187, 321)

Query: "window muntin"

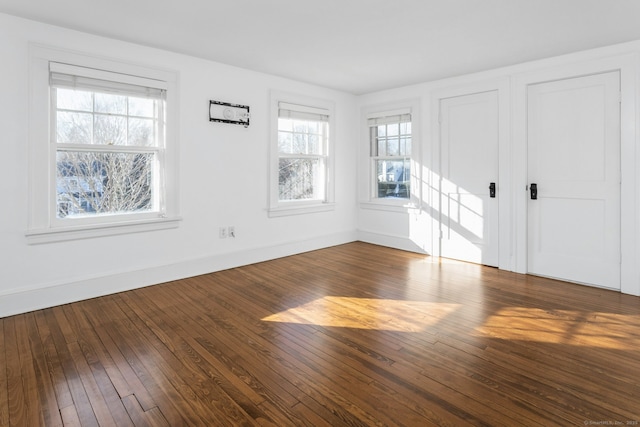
(277, 103), (329, 202)
(50, 66), (165, 221)
(369, 113), (412, 199)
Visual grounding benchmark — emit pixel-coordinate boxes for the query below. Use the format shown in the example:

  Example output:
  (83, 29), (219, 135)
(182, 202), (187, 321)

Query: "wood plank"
(94, 295), (245, 426)
(4, 316), (29, 427)
(116, 290), (268, 425)
(83, 298), (202, 427)
(43, 308), (99, 427)
(2, 242), (640, 426)
(186, 272), (477, 426)
(67, 341), (122, 426)
(63, 304), (135, 426)
(200, 274), (447, 425)
(59, 405), (82, 427)
(72, 301), (158, 412)
(33, 310), (74, 411)
(160, 274), (398, 425)
(161, 279), (310, 408)
(0, 318), (8, 427)
(24, 313), (63, 427)
(121, 394), (171, 427)
(134, 282), (321, 426)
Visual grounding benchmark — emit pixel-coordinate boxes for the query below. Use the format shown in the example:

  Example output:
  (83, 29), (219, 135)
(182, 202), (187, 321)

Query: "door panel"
(527, 71), (620, 289)
(440, 91), (499, 266)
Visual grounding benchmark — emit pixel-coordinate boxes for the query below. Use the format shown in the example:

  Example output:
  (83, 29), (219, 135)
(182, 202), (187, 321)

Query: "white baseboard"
(0, 231), (357, 318)
(357, 229), (428, 255)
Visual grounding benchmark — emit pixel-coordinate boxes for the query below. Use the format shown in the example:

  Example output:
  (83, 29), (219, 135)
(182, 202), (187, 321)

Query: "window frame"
(369, 111), (412, 200)
(360, 102), (420, 212)
(268, 91), (335, 217)
(26, 45), (180, 244)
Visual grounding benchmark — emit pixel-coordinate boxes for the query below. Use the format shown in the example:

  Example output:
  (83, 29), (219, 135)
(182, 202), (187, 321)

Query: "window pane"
(55, 89), (161, 148)
(376, 159), (410, 198)
(279, 158), (322, 201)
(400, 137), (412, 156)
(279, 117), (326, 155)
(278, 132), (293, 154)
(129, 118), (156, 146)
(94, 93), (126, 114)
(57, 88), (93, 111)
(293, 120), (308, 134)
(292, 133), (307, 154)
(94, 115), (127, 145)
(276, 106), (329, 204)
(308, 134), (319, 155)
(56, 151), (154, 218)
(369, 114), (412, 200)
(400, 122), (411, 135)
(387, 137), (400, 156)
(377, 138), (386, 156)
(128, 97), (155, 117)
(57, 111), (93, 144)
(278, 118), (293, 132)
(307, 121), (319, 134)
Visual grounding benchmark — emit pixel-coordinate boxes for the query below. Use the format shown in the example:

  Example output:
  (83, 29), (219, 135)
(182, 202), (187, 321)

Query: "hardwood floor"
(2, 242), (640, 426)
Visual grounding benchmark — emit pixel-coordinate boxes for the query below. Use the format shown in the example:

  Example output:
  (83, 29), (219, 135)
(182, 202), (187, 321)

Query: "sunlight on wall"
(441, 177), (484, 239)
(407, 207), (429, 251)
(420, 164), (487, 263)
(262, 296), (461, 332)
(405, 161), (429, 251)
(440, 177), (485, 263)
(474, 307), (640, 350)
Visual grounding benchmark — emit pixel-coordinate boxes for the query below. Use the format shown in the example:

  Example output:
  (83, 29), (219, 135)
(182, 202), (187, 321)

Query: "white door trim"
(512, 53), (640, 296)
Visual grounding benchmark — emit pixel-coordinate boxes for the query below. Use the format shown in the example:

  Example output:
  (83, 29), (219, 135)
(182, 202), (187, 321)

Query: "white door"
(440, 91), (499, 266)
(527, 71), (620, 290)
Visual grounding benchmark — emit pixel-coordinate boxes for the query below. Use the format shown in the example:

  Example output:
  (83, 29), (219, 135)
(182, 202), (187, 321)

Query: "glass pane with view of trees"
(56, 152), (153, 218)
(54, 88), (160, 218)
(277, 117), (326, 201)
(278, 158), (322, 200)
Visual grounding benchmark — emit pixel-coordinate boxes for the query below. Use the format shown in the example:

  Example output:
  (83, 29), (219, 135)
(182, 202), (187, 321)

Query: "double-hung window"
(278, 103), (328, 201)
(51, 63), (165, 221)
(27, 46), (179, 243)
(369, 111), (412, 199)
(269, 93), (335, 216)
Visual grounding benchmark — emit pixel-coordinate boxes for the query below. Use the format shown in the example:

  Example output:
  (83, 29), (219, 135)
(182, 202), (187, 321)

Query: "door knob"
(489, 182), (496, 198)
(530, 183), (537, 200)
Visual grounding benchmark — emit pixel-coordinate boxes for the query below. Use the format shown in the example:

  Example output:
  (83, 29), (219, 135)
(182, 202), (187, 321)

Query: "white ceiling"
(2, 0), (640, 94)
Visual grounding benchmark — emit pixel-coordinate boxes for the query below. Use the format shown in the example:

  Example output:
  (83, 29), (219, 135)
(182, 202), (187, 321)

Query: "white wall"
(356, 41), (640, 297)
(0, 13), (358, 317)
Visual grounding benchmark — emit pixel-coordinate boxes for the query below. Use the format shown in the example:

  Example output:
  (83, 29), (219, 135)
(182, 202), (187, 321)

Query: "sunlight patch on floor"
(262, 296), (461, 332)
(474, 307), (640, 350)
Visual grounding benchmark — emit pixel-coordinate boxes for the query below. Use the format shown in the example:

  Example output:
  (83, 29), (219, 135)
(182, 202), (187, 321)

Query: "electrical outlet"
(219, 227), (227, 238)
(228, 226), (235, 238)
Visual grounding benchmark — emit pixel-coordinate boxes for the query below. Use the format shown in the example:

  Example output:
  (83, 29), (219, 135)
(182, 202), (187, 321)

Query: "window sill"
(26, 216), (182, 244)
(360, 200), (418, 213)
(268, 202), (335, 218)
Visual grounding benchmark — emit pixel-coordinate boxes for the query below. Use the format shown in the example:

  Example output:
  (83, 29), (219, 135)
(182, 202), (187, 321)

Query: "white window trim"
(268, 91), (335, 217)
(360, 100), (420, 213)
(26, 44), (181, 244)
